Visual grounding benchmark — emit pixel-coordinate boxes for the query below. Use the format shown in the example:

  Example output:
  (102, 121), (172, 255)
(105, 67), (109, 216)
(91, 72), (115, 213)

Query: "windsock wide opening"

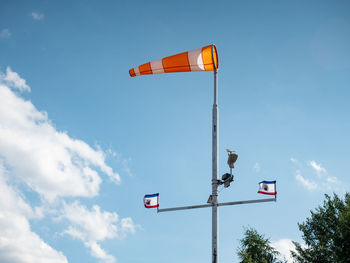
(129, 44), (219, 77)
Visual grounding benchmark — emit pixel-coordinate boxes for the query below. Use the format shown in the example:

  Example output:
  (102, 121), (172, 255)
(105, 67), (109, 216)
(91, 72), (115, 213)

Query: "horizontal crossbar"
(157, 197), (276, 213)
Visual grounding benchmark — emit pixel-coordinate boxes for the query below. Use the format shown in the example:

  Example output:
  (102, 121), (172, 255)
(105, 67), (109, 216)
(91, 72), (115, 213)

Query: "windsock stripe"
(139, 62), (153, 75)
(163, 51), (191, 73)
(134, 66), (140, 76)
(150, 59), (164, 74)
(202, 45), (214, 71)
(188, 47), (205, 71)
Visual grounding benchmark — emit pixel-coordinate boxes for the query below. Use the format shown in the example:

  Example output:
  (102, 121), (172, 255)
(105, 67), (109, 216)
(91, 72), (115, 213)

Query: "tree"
(291, 193), (350, 263)
(237, 227), (285, 263)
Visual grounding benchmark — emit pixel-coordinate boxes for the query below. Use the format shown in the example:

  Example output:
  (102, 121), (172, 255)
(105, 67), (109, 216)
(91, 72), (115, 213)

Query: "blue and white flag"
(258, 181), (277, 195)
(144, 193), (159, 208)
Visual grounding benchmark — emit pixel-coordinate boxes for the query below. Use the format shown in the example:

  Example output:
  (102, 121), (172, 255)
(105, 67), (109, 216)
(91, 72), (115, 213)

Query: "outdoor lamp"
(227, 150), (238, 169)
(221, 173), (233, 188)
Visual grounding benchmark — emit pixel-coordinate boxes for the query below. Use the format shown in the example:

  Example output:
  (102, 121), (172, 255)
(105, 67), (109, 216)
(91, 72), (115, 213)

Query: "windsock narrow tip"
(129, 68), (136, 77)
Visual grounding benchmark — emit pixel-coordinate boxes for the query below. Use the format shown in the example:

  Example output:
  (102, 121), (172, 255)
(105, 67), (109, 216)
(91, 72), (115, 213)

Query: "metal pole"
(157, 198), (275, 213)
(217, 198), (276, 207)
(212, 43), (219, 263)
(158, 203), (212, 213)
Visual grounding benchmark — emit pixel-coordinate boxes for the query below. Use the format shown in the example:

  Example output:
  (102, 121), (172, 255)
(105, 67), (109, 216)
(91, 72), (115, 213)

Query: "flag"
(144, 193), (159, 208)
(258, 181), (277, 195)
(129, 44), (218, 77)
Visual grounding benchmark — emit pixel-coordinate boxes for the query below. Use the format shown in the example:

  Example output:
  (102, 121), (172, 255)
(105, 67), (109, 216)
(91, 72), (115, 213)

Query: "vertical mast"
(211, 45), (219, 263)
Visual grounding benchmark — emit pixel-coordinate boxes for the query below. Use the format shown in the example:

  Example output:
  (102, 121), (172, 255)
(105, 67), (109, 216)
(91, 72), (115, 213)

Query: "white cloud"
(292, 159), (346, 192)
(0, 163), (68, 263)
(0, 67), (30, 92)
(0, 67), (134, 262)
(271, 239), (296, 263)
(327, 176), (339, 184)
(61, 201), (119, 242)
(253, 162), (260, 172)
(108, 150), (133, 177)
(60, 201), (137, 263)
(0, 75), (120, 201)
(31, 12), (44, 20)
(0, 29), (11, 39)
(308, 160), (326, 176)
(120, 217), (137, 235)
(295, 170), (318, 190)
(290, 157), (298, 164)
(85, 241), (116, 263)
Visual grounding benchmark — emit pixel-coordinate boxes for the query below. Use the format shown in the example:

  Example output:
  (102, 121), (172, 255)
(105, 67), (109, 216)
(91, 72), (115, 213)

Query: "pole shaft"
(212, 67), (218, 263)
(158, 203), (212, 213)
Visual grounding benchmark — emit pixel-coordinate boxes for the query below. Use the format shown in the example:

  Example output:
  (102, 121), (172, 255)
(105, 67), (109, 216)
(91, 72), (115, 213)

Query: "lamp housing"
(227, 152), (238, 169)
(221, 173), (234, 188)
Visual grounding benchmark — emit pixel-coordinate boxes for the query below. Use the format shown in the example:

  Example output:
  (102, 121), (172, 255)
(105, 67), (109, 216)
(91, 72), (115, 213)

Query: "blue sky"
(0, 0), (350, 262)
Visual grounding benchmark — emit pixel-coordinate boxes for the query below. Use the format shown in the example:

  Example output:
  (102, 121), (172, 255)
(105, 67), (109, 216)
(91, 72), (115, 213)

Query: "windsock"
(129, 44), (218, 77)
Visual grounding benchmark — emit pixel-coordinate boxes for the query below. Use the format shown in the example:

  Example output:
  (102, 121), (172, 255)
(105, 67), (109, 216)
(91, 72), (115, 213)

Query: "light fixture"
(207, 195), (213, 204)
(226, 149), (238, 169)
(221, 173), (234, 188)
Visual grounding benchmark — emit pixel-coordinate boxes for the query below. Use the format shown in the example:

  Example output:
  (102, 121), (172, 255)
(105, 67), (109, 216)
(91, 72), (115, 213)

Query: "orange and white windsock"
(129, 44), (218, 77)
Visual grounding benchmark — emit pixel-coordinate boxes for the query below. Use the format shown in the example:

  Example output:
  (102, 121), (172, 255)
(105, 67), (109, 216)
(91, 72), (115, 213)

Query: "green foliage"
(238, 228), (285, 263)
(291, 193), (350, 263)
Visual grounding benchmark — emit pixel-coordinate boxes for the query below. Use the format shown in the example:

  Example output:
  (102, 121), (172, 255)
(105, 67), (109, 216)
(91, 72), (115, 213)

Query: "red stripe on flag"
(144, 204), (159, 208)
(258, 191), (277, 195)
